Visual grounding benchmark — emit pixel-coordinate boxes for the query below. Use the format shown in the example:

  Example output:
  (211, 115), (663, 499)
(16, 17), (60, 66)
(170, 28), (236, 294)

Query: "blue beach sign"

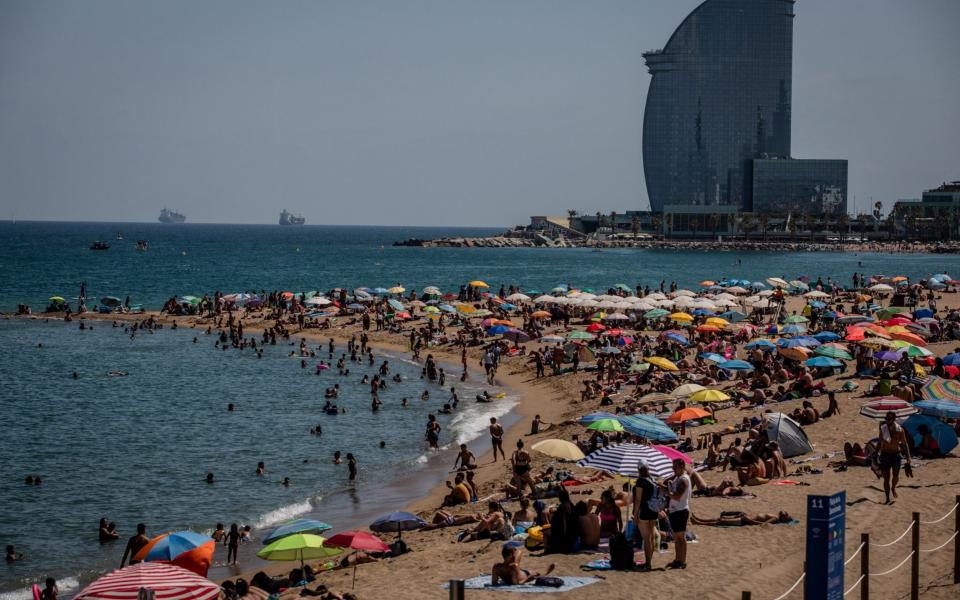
(805, 491), (846, 600)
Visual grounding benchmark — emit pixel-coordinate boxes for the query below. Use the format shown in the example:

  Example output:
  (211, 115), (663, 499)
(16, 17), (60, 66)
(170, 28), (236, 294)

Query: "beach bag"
(624, 519), (636, 542)
(525, 525), (545, 550)
(534, 576), (563, 588)
(646, 481), (668, 514)
(609, 532), (634, 570)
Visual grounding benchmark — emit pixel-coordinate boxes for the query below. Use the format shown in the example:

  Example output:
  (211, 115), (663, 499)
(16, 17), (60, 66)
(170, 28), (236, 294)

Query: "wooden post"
(860, 533), (869, 600)
(449, 579), (465, 600)
(954, 495), (960, 585)
(911, 512), (920, 600)
(741, 592), (751, 600)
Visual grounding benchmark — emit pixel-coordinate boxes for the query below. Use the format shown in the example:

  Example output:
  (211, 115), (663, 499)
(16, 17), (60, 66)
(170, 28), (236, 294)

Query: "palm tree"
(652, 214), (663, 236)
(837, 213), (849, 243)
(710, 213), (722, 238)
(759, 214), (770, 241)
(739, 214), (755, 240)
(630, 215), (641, 239)
(885, 213), (896, 240)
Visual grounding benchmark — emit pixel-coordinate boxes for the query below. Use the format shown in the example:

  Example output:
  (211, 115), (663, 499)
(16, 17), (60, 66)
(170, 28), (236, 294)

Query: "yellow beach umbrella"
(531, 439), (585, 461)
(456, 304), (476, 314)
(690, 389), (731, 403)
(885, 325), (909, 334)
(387, 286), (405, 294)
(669, 312), (694, 322)
(705, 317), (729, 327)
(644, 356), (679, 371)
(779, 347), (810, 362)
(423, 306), (440, 314)
(49, 296), (66, 303)
(469, 280), (490, 288)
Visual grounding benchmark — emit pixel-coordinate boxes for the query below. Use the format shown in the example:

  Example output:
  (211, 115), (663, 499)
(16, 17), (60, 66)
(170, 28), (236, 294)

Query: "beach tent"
(764, 413), (813, 458)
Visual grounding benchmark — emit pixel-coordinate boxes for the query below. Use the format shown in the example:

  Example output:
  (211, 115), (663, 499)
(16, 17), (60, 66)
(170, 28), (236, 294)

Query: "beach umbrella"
(422, 305), (440, 314)
(531, 439), (585, 461)
(779, 347), (811, 362)
(644, 308), (669, 319)
(669, 312), (694, 322)
(531, 310), (551, 318)
(586, 418), (624, 432)
(718, 359), (754, 371)
(859, 398), (918, 420)
(778, 337), (818, 349)
(901, 415), (958, 456)
(597, 346), (621, 354)
(664, 332), (689, 345)
(651, 445), (692, 464)
(766, 277), (789, 288)
(586, 323), (606, 332)
(705, 317), (730, 327)
(578, 411), (619, 425)
(689, 389), (730, 403)
(387, 286), (405, 294)
(671, 383), (707, 397)
(921, 377), (960, 403)
(567, 330), (595, 341)
(666, 407), (711, 424)
(805, 356), (843, 369)
(764, 413), (813, 458)
(804, 290), (830, 299)
(700, 352), (726, 363)
(720, 310), (748, 322)
(73, 563), (220, 600)
(638, 392), (674, 404)
(913, 308), (934, 319)
(780, 324), (807, 336)
(577, 443), (674, 478)
(617, 415), (678, 441)
(644, 356), (679, 371)
(100, 296), (122, 307)
(263, 519), (333, 545)
(387, 298), (405, 311)
(539, 335), (565, 343)
(468, 280), (489, 288)
(814, 346), (853, 360)
(891, 332), (927, 347)
(49, 295), (66, 303)
(873, 350), (903, 362)
(257, 534), (342, 569)
(892, 342), (933, 358)
(695, 324), (721, 333)
(325, 531), (391, 589)
(501, 329), (530, 343)
(914, 399), (960, 419)
(486, 325), (510, 335)
(783, 315), (809, 324)
(813, 332), (841, 343)
(942, 354), (960, 366)
(132, 531), (214, 577)
(745, 340), (776, 351)
(369, 511), (426, 541)
(506, 293), (530, 303)
(627, 362), (651, 373)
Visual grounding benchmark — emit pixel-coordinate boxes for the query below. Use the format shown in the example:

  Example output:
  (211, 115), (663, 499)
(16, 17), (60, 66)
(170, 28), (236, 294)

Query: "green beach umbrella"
(644, 309), (669, 319)
(586, 418), (624, 432)
(628, 362), (652, 373)
(567, 331), (595, 341)
(614, 283), (632, 292)
(256, 533), (342, 569)
(814, 346), (853, 360)
(783, 315), (809, 324)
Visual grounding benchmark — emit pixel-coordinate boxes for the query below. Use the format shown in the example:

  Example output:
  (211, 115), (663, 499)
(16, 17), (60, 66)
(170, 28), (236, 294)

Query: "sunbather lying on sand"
(491, 546), (555, 585)
(691, 511), (793, 527)
(420, 510), (480, 531)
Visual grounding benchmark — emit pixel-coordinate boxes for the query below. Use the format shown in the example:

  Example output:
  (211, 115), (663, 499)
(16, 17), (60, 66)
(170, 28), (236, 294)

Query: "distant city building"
(892, 181), (960, 239)
(641, 0), (847, 214)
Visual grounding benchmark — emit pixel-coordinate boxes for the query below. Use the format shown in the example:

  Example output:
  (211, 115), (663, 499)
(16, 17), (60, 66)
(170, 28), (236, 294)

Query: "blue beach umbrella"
(486, 325), (510, 335)
(719, 311), (747, 322)
(618, 416), (678, 442)
(263, 519), (333, 545)
(780, 324), (807, 336)
(805, 356), (843, 368)
(913, 399), (960, 419)
(664, 333), (689, 345)
(692, 308), (716, 316)
(813, 332), (841, 343)
(718, 360), (754, 371)
(902, 414), (958, 456)
(913, 308), (934, 319)
(373, 287), (390, 295)
(745, 340), (776, 351)
(140, 530), (213, 562)
(438, 304), (457, 313)
(942, 353), (960, 366)
(699, 352), (726, 363)
(370, 511), (427, 540)
(387, 298), (405, 311)
(597, 347), (621, 355)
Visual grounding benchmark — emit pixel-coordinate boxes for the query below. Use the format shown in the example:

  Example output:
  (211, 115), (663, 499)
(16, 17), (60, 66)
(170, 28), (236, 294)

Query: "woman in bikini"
(491, 546), (555, 586)
(594, 489), (623, 536)
(511, 440), (536, 496)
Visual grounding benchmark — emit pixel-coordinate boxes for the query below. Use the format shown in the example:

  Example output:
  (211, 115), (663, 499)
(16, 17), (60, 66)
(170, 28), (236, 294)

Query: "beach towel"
(442, 576), (601, 593)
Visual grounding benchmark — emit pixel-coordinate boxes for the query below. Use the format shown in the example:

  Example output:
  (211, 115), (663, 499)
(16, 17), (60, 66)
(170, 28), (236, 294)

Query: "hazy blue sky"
(1, 0), (957, 226)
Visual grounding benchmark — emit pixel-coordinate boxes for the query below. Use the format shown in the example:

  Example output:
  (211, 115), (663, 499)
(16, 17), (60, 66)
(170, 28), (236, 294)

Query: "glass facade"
(642, 0), (795, 211)
(749, 159), (848, 215)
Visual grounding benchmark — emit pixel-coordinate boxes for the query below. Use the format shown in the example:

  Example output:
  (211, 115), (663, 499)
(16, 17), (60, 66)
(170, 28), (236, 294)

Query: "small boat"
(90, 241), (110, 250)
(135, 240), (149, 251)
(116, 232), (123, 240)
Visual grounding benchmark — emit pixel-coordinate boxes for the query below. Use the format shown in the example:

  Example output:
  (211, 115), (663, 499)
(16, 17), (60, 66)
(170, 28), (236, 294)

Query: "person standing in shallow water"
(226, 524), (240, 565)
(347, 453), (358, 481)
(120, 523), (149, 567)
(489, 417), (505, 462)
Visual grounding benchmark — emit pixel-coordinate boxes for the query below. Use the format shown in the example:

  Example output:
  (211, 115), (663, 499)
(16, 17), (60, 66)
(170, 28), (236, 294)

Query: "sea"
(3, 220), (960, 596)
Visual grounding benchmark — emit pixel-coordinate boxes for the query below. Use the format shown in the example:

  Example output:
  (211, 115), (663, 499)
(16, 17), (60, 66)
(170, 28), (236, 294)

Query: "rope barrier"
(769, 572), (805, 600)
(843, 574), (865, 597)
(919, 503), (959, 525)
(844, 542), (865, 566)
(870, 550), (915, 577)
(919, 531), (958, 554)
(873, 522), (914, 547)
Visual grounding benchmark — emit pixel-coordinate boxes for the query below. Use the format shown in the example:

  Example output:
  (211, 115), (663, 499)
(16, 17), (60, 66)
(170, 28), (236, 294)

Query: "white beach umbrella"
(672, 296), (694, 307)
(752, 299), (771, 309)
(605, 312), (630, 321)
(506, 293), (531, 303)
(671, 289), (696, 298)
(804, 290), (830, 299)
(758, 290), (775, 297)
(766, 277), (790, 288)
(597, 300), (620, 309)
(869, 284), (894, 292)
(577, 444), (674, 478)
(646, 292), (667, 300)
(726, 286), (749, 295)
(533, 295), (555, 304)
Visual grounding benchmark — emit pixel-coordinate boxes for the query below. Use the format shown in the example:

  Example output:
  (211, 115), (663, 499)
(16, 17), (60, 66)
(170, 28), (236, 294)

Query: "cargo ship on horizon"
(158, 208), (186, 223)
(279, 209), (305, 225)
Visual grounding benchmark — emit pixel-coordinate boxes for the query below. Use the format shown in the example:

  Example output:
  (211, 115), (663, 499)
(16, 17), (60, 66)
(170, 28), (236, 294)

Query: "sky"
(0, 0), (957, 226)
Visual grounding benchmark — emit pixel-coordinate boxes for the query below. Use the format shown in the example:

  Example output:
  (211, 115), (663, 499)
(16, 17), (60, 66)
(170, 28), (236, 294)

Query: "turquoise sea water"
(3, 221), (960, 596)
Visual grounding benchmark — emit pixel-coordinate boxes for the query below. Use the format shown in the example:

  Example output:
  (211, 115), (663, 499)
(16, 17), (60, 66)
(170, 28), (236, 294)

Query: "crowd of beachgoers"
(10, 269), (960, 599)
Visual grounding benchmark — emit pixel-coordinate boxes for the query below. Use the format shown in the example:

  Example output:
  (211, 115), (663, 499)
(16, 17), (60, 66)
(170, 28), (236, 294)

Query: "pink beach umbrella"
(651, 445), (692, 464)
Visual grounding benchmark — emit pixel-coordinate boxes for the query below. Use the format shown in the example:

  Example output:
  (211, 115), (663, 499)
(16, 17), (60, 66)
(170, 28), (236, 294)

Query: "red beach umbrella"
(74, 563), (220, 600)
(324, 531), (391, 588)
(586, 323), (606, 333)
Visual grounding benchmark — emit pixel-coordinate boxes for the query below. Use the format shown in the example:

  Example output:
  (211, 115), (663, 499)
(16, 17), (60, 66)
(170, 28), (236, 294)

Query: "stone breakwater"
(394, 236), (960, 253)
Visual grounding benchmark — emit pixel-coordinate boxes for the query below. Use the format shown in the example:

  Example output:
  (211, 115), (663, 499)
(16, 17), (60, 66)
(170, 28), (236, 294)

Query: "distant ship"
(158, 208), (186, 223)
(90, 241), (111, 250)
(279, 209), (305, 226)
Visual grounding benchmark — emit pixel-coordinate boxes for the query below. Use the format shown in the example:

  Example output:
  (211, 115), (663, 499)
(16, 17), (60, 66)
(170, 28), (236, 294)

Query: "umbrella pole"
(352, 558), (357, 590)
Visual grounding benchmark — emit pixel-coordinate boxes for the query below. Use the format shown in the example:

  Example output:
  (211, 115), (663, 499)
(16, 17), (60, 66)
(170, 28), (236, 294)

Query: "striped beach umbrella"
(922, 377), (960, 403)
(578, 411), (618, 425)
(859, 398), (918, 420)
(74, 563), (220, 600)
(577, 443), (674, 478)
(618, 415), (677, 441)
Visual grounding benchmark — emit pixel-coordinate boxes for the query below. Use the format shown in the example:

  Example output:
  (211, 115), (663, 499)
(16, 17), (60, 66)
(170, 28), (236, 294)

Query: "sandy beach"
(14, 281), (960, 600)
